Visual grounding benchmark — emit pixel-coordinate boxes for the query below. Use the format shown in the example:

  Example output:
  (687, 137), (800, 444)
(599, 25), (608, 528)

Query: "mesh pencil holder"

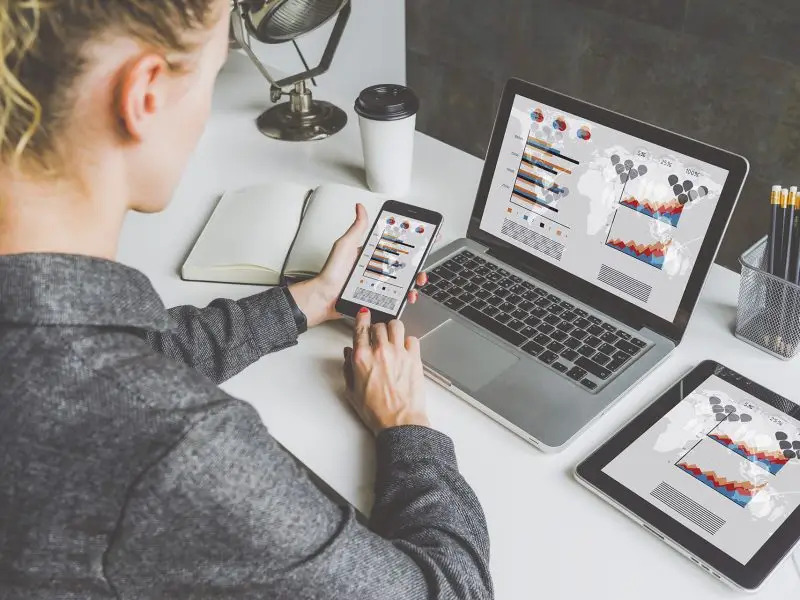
(736, 236), (800, 360)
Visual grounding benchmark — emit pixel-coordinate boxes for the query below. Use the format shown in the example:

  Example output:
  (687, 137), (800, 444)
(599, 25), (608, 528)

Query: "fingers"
(371, 322), (389, 347)
(407, 289), (419, 304)
(353, 308), (371, 349)
(387, 320), (405, 347)
(416, 272), (428, 287)
(405, 335), (421, 357)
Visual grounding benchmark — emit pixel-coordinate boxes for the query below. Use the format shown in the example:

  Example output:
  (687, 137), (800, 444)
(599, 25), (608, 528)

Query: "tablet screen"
(603, 373), (800, 565)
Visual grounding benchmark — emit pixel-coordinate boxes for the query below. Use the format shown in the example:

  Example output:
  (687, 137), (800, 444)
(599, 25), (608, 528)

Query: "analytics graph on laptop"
(480, 96), (730, 322)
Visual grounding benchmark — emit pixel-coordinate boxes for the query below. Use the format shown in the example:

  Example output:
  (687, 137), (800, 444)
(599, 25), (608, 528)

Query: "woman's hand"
(342, 309), (429, 435)
(289, 203), (428, 329)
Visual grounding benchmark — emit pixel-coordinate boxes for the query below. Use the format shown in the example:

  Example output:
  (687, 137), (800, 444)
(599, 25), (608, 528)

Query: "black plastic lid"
(354, 84), (420, 121)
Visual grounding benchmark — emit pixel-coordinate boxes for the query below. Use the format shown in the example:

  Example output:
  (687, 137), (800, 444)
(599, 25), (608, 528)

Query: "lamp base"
(256, 100), (348, 142)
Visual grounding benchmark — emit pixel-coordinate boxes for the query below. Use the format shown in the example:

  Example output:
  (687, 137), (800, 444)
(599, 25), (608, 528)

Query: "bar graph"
(509, 130), (580, 215)
(364, 232), (415, 282)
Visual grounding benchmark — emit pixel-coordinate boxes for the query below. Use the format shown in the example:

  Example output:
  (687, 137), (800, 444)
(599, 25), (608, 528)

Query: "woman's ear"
(113, 54), (169, 142)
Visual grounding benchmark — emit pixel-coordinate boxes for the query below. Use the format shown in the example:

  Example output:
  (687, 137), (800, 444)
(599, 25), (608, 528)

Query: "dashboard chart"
(603, 374), (800, 565)
(479, 94), (729, 322)
(340, 211), (436, 315)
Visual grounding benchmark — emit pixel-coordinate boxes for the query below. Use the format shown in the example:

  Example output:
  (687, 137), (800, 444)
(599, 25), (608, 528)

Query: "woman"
(0, 2), (492, 599)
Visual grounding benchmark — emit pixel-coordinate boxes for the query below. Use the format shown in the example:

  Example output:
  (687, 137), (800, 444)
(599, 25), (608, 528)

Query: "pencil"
(786, 187), (797, 280)
(769, 185), (782, 275)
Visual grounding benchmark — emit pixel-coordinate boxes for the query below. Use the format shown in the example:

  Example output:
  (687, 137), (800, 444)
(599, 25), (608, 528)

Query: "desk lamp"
(231, 0), (351, 141)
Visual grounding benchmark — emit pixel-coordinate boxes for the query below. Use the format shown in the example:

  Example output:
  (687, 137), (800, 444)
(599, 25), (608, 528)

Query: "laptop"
(404, 78), (749, 452)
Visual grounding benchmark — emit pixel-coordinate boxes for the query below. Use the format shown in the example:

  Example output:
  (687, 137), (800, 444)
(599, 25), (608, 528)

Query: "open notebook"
(182, 182), (384, 285)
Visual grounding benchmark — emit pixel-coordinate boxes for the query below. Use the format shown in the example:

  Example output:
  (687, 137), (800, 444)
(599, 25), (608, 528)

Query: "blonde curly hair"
(0, 0), (220, 173)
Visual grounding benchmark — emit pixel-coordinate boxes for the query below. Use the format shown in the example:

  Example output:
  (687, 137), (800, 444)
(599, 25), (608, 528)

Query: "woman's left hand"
(289, 203), (428, 329)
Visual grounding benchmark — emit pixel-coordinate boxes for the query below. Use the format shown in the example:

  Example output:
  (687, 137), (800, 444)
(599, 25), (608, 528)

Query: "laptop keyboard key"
(475, 289), (491, 300)
(567, 366), (587, 381)
(588, 315), (602, 324)
(472, 299), (487, 310)
(483, 281), (499, 292)
(631, 337), (647, 349)
(537, 323), (555, 335)
(547, 294), (560, 303)
(522, 341), (544, 356)
(519, 301), (535, 312)
(550, 305), (565, 315)
(587, 324), (604, 336)
(495, 288), (511, 299)
(585, 336), (602, 348)
(544, 314), (560, 325)
(581, 379), (597, 390)
(463, 283), (479, 294)
(459, 306), (526, 346)
(487, 295), (503, 307)
(560, 301), (574, 310)
(520, 326), (537, 339)
(547, 341), (565, 354)
(573, 318), (591, 330)
(593, 353), (612, 366)
(572, 330), (588, 341)
(538, 351), (557, 365)
(607, 357), (626, 371)
(561, 348), (579, 362)
(458, 292), (473, 303)
(598, 343), (616, 356)
(551, 330), (568, 342)
(496, 313), (511, 324)
(452, 253), (469, 264)
(602, 323), (617, 332)
(615, 339), (639, 355)
(575, 308), (588, 317)
(482, 306), (499, 318)
(525, 316), (541, 328)
(531, 307), (547, 319)
(578, 345), (596, 357)
(564, 337), (581, 349)
(433, 290), (450, 303)
(600, 331), (618, 344)
(445, 297), (465, 311)
(617, 330), (631, 340)
(508, 319), (525, 331)
(556, 321), (574, 333)
(614, 349), (632, 363)
(561, 311), (578, 323)
(511, 309), (527, 320)
(553, 362), (568, 373)
(575, 356), (612, 379)
(533, 333), (550, 346)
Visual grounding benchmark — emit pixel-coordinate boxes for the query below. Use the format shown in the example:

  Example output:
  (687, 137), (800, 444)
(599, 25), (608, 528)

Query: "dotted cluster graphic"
(709, 396), (752, 422)
(610, 154), (648, 184)
(668, 174), (708, 205)
(775, 431), (800, 460)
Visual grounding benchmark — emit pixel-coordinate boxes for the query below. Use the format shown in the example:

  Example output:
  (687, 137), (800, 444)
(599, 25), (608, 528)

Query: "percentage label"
(636, 149), (649, 159)
(770, 416), (785, 427)
(659, 158), (673, 168)
(686, 168), (701, 178)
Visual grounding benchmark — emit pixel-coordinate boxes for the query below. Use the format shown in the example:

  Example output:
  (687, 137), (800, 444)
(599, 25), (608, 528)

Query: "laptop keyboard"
(421, 250), (649, 392)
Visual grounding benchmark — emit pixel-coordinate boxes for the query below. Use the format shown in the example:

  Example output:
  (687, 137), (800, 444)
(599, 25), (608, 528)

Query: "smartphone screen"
(340, 209), (439, 317)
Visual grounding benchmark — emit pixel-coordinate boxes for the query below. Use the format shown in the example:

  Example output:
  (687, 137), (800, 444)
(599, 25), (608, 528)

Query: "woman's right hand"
(343, 308), (430, 435)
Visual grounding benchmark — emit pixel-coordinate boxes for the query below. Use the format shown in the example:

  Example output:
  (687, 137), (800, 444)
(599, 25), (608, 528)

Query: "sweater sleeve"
(143, 287), (299, 384)
(105, 401), (493, 600)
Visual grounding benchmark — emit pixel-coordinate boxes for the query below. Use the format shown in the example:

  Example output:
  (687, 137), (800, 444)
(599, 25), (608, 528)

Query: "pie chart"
(552, 116), (567, 132)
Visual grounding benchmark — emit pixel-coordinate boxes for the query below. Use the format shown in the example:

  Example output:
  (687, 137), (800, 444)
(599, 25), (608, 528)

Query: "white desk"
(118, 52), (800, 599)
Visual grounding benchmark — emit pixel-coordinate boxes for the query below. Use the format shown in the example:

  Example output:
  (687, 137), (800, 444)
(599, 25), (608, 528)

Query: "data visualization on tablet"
(603, 374), (800, 564)
(479, 95), (730, 322)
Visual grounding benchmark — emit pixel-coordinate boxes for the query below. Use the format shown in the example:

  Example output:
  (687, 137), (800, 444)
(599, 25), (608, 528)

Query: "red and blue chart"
(606, 238), (671, 269)
(619, 196), (685, 227)
(677, 462), (766, 508)
(708, 433), (790, 475)
(365, 232), (413, 281)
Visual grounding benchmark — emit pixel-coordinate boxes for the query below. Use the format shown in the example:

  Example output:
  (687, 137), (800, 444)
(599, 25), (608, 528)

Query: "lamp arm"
(231, 1), (278, 86)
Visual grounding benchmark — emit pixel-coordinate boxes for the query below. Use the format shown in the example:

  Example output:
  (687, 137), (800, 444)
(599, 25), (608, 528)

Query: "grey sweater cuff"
(237, 287), (300, 355)
(376, 425), (458, 469)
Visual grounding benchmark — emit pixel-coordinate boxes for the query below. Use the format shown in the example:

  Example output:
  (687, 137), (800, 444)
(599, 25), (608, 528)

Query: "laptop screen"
(479, 94), (730, 322)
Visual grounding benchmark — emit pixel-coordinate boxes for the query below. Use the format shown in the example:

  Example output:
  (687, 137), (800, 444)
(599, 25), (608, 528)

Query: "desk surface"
(118, 52), (800, 599)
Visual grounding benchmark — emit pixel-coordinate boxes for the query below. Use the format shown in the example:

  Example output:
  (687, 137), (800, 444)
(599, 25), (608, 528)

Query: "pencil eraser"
(773, 185), (783, 192)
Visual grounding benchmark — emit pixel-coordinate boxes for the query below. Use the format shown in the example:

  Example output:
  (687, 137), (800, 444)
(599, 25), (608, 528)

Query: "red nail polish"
(359, 307), (369, 313)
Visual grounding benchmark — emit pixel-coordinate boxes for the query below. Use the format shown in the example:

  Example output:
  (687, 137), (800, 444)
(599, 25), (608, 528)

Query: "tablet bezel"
(467, 79), (750, 345)
(576, 360), (800, 590)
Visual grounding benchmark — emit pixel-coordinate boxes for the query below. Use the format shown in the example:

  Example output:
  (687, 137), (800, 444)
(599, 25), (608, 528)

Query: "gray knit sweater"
(0, 253), (492, 599)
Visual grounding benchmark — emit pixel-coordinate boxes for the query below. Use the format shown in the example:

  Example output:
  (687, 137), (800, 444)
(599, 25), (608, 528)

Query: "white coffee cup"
(355, 85), (420, 197)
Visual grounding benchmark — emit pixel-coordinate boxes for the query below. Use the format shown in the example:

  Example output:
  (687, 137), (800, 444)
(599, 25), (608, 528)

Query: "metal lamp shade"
(247, 0), (349, 43)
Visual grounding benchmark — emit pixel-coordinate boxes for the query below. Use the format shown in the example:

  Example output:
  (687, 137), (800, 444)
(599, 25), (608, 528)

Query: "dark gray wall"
(407, 0), (800, 270)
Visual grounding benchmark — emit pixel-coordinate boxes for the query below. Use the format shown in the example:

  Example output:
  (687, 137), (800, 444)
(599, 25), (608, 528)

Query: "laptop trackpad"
(422, 321), (519, 392)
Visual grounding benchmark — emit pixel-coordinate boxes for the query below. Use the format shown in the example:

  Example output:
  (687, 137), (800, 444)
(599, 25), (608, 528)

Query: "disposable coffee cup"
(354, 84), (420, 197)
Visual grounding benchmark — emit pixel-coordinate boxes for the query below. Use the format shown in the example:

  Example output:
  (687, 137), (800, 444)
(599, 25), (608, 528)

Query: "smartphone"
(335, 200), (444, 323)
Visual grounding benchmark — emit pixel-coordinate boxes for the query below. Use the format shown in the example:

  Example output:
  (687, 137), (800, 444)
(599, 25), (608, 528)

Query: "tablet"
(576, 360), (800, 591)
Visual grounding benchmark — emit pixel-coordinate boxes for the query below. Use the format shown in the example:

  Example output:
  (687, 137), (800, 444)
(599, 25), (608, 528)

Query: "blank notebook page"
(188, 181), (309, 272)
